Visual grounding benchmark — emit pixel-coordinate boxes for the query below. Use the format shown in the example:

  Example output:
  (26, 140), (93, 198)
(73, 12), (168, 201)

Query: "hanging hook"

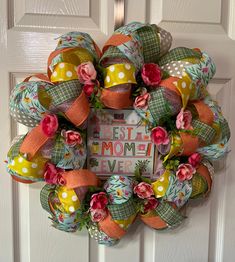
(114, 0), (125, 30)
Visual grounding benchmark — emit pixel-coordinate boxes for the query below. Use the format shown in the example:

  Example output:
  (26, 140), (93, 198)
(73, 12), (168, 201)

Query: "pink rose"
(176, 109), (192, 130)
(41, 114), (58, 137)
(134, 92), (150, 110)
(90, 192), (108, 210)
(44, 163), (65, 185)
(188, 152), (201, 167)
(77, 62), (97, 83)
(176, 163), (196, 181)
(143, 197), (159, 213)
(90, 208), (108, 222)
(151, 126), (170, 146)
(134, 182), (154, 199)
(83, 83), (95, 97)
(141, 63), (161, 86)
(61, 130), (82, 147)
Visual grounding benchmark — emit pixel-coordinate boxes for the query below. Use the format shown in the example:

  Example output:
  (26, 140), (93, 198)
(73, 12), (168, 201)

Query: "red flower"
(134, 90), (150, 110)
(143, 197), (159, 213)
(134, 182), (154, 199)
(151, 126), (170, 146)
(41, 114), (58, 137)
(188, 152), (201, 167)
(141, 63), (161, 86)
(90, 208), (108, 222)
(61, 130), (82, 147)
(90, 192), (108, 210)
(44, 162), (65, 185)
(77, 62), (97, 83)
(176, 163), (196, 181)
(176, 109), (192, 130)
(83, 83), (95, 97)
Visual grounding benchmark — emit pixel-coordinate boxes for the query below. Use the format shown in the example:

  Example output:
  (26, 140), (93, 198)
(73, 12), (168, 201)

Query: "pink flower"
(134, 182), (154, 199)
(188, 152), (201, 167)
(176, 109), (192, 130)
(176, 163), (196, 181)
(44, 163), (65, 185)
(90, 208), (108, 222)
(77, 62), (97, 83)
(41, 114), (58, 137)
(151, 126), (170, 146)
(61, 130), (82, 147)
(90, 192), (108, 210)
(83, 83), (95, 97)
(134, 91), (150, 110)
(141, 63), (161, 86)
(143, 197), (159, 213)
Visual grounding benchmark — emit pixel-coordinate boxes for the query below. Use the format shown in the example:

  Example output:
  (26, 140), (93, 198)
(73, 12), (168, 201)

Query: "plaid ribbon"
(148, 88), (174, 124)
(40, 184), (56, 216)
(100, 46), (127, 65)
(220, 117), (230, 141)
(158, 47), (202, 66)
(46, 80), (81, 106)
(137, 25), (160, 63)
(155, 202), (185, 227)
(108, 198), (137, 220)
(190, 174), (208, 198)
(51, 135), (65, 164)
(7, 135), (25, 159)
(192, 119), (216, 145)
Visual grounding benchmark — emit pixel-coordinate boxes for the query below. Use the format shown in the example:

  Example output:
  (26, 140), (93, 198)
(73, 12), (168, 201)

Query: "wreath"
(6, 22), (230, 246)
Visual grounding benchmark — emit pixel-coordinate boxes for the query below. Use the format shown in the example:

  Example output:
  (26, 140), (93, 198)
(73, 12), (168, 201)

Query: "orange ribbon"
(99, 213), (126, 239)
(20, 125), (50, 160)
(196, 164), (212, 195)
(61, 169), (100, 189)
(65, 91), (90, 127)
(140, 214), (167, 230)
(179, 132), (199, 156)
(103, 34), (132, 53)
(191, 100), (214, 126)
(101, 88), (132, 109)
(159, 77), (181, 96)
(23, 74), (51, 83)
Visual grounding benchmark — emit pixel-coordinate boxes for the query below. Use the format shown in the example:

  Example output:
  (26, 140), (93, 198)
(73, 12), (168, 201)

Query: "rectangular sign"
(87, 109), (155, 179)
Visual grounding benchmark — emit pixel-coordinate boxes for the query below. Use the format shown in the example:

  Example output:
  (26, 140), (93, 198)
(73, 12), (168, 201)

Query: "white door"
(1, 0), (235, 261)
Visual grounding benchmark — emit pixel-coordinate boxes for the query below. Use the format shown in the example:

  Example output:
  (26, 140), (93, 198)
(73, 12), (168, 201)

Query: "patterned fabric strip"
(100, 46), (128, 65)
(158, 47), (202, 66)
(8, 135), (25, 159)
(40, 184), (55, 216)
(107, 198), (137, 220)
(51, 136), (65, 164)
(190, 174), (208, 198)
(155, 202), (185, 227)
(220, 117), (230, 141)
(148, 88), (174, 125)
(137, 25), (160, 63)
(192, 119), (216, 145)
(46, 80), (81, 106)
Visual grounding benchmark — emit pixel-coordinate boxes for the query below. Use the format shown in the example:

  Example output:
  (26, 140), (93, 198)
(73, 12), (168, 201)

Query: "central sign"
(87, 109), (155, 179)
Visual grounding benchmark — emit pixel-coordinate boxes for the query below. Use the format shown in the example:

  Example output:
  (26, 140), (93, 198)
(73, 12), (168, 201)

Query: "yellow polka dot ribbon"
(8, 155), (47, 179)
(163, 134), (183, 162)
(152, 170), (172, 198)
(114, 214), (136, 230)
(104, 63), (137, 88)
(51, 62), (78, 83)
(61, 48), (93, 66)
(174, 71), (195, 109)
(57, 186), (80, 214)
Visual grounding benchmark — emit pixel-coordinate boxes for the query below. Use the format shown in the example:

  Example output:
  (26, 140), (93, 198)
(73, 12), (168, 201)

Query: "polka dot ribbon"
(57, 186), (80, 214)
(8, 155), (47, 179)
(104, 63), (137, 88)
(152, 170), (171, 198)
(51, 62), (78, 83)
